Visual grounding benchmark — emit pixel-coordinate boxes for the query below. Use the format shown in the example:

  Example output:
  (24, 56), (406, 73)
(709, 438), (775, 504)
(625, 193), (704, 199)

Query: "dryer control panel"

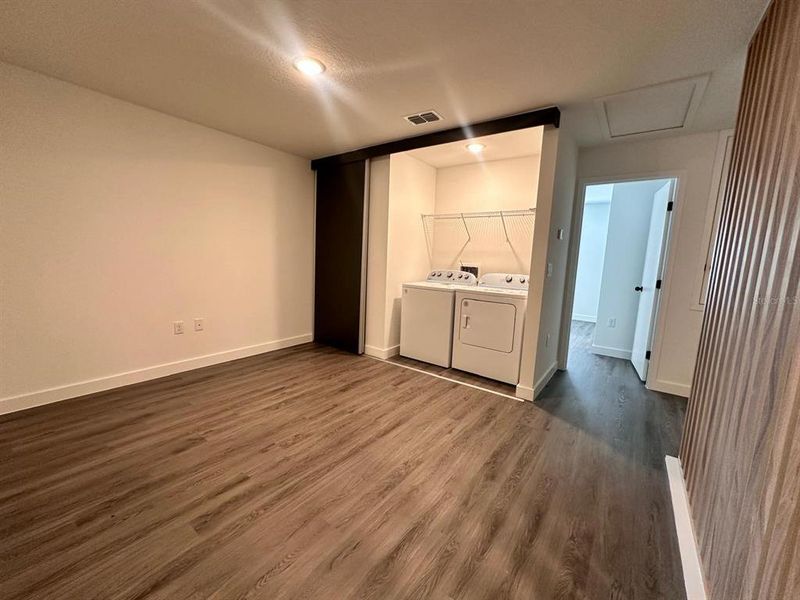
(478, 273), (529, 290)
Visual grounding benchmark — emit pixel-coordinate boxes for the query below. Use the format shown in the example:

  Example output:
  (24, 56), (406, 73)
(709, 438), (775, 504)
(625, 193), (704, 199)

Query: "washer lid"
(403, 279), (479, 292)
(402, 281), (455, 292)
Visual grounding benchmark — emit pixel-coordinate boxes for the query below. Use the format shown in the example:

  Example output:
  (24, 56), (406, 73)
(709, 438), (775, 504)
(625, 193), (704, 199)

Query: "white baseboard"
(364, 344), (400, 360)
(515, 383), (534, 401)
(665, 456), (707, 600)
(648, 379), (691, 398)
(0, 333), (313, 416)
(533, 361), (558, 398)
(590, 344), (632, 360)
(571, 313), (597, 323)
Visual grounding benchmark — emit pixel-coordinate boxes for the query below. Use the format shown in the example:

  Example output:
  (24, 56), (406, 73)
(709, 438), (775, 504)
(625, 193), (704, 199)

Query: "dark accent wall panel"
(679, 0), (800, 598)
(314, 161), (367, 353)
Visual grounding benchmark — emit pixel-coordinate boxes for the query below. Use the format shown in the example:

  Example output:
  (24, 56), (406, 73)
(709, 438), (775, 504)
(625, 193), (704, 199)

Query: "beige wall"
(385, 154), (437, 348)
(0, 62), (315, 413)
(433, 156), (539, 213)
(364, 153), (436, 357)
(364, 156), (391, 357)
(431, 156), (539, 274)
(516, 127), (578, 399)
(577, 131), (722, 396)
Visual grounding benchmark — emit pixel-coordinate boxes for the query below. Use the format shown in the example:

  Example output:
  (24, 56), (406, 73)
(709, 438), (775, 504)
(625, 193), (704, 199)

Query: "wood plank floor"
(385, 355), (518, 397)
(0, 325), (686, 599)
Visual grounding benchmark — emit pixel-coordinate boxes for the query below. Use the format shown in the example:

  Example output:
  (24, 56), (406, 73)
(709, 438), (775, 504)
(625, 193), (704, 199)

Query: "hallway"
(542, 320), (685, 475)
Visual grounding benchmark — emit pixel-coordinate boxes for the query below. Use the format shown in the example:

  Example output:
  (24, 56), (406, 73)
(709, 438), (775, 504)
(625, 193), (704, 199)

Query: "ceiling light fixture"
(293, 56), (326, 76)
(466, 142), (485, 154)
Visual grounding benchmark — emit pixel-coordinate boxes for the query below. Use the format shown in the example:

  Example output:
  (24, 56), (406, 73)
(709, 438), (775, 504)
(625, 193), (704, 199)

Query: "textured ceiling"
(0, 0), (768, 158)
(408, 127), (542, 168)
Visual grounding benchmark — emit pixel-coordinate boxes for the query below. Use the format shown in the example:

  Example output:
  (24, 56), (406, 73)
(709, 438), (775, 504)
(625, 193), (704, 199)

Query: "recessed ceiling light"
(466, 142), (485, 154)
(293, 56), (326, 76)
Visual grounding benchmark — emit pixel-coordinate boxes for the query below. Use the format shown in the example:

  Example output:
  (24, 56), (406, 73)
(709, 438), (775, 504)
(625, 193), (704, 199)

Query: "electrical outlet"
(173, 320), (184, 335)
(546, 333), (551, 347)
(547, 262), (553, 277)
(608, 317), (616, 328)
(194, 318), (204, 332)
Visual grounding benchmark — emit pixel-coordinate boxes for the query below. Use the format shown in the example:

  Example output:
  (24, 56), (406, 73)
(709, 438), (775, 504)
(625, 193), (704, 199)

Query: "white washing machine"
(400, 270), (477, 367)
(451, 273), (529, 384)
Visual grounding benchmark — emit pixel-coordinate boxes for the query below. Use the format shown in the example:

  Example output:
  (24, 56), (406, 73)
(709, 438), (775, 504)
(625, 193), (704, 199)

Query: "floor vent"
(405, 110), (443, 125)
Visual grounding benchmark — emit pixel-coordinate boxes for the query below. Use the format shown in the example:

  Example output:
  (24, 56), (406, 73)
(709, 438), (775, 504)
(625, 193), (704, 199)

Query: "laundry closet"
(364, 127), (543, 387)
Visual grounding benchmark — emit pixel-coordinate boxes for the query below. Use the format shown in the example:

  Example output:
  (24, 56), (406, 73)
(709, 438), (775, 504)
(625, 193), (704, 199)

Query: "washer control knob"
(505, 275), (513, 283)
(446, 272), (453, 278)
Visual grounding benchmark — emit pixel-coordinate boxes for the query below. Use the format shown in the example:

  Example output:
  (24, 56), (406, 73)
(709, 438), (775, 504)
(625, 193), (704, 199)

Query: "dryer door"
(458, 298), (517, 353)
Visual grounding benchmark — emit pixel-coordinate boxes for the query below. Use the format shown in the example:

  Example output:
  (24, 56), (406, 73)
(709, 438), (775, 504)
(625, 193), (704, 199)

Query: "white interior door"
(631, 181), (673, 381)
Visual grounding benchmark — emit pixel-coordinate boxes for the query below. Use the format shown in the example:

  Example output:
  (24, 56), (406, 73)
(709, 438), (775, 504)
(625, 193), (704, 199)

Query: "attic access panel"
(594, 75), (709, 139)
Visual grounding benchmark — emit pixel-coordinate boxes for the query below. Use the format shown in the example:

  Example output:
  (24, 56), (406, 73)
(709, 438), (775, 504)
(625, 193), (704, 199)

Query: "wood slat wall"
(679, 0), (800, 598)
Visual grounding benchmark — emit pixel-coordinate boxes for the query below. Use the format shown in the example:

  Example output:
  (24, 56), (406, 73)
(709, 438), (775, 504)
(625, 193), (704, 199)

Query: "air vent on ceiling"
(405, 110), (443, 125)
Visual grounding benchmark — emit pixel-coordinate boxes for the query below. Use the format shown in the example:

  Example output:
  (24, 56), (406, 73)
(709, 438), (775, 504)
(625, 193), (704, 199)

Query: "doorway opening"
(362, 126), (544, 396)
(566, 177), (677, 384)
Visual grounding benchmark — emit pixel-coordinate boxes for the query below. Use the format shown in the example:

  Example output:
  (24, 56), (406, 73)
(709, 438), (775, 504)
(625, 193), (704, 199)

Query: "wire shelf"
(421, 209), (536, 265)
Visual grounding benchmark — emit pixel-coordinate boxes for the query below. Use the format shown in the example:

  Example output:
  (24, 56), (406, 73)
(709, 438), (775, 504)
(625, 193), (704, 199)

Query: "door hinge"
(667, 201), (674, 212)
(645, 350), (651, 360)
(655, 279), (662, 289)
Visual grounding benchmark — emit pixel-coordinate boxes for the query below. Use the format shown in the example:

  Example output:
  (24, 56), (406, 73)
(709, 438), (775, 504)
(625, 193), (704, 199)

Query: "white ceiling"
(585, 184), (615, 204)
(585, 179), (672, 204)
(408, 127), (542, 168)
(0, 0), (768, 158)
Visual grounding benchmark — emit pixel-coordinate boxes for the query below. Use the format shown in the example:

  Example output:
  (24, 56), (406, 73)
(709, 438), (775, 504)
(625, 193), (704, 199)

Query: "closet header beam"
(310, 106), (560, 170)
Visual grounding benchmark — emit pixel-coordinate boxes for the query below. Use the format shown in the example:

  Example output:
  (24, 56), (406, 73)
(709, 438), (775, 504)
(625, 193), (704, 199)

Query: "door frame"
(557, 170), (686, 390)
